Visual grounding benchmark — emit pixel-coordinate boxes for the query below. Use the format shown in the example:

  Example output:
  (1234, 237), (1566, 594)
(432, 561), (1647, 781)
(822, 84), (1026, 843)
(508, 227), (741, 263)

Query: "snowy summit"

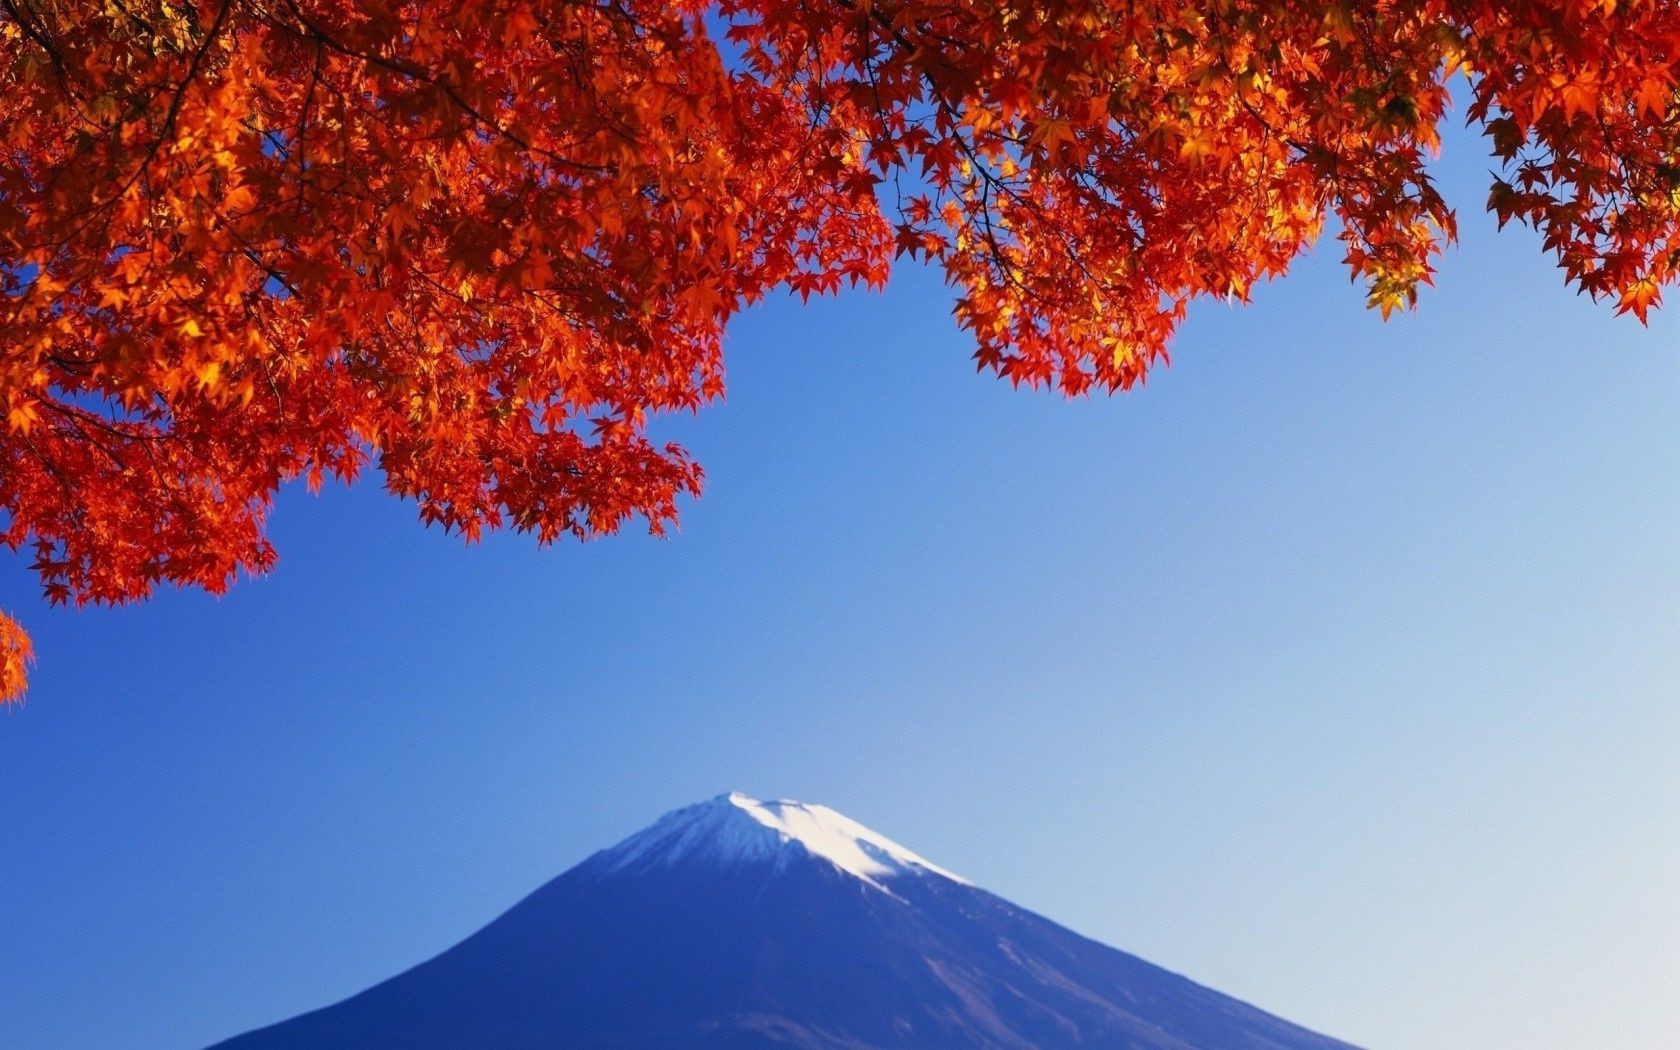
(589, 792), (970, 893)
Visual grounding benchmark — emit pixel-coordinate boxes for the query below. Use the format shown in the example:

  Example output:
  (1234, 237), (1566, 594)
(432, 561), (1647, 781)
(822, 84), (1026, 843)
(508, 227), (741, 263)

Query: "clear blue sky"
(2, 120), (1677, 1050)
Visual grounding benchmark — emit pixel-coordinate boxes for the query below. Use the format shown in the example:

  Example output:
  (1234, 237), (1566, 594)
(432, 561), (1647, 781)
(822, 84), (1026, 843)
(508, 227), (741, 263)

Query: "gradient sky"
(3, 116), (1678, 1050)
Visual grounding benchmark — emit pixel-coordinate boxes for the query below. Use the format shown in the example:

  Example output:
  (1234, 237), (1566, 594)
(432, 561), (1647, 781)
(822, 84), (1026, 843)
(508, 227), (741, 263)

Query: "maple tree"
(2, 0), (1677, 701)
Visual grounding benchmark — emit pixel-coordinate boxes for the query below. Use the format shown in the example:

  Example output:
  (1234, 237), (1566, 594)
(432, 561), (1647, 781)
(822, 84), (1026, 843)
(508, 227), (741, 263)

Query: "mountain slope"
(212, 794), (1358, 1049)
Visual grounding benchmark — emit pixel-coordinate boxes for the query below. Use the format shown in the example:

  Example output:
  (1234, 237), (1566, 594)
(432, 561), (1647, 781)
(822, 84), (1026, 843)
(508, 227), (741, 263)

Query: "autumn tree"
(2, 0), (1676, 700)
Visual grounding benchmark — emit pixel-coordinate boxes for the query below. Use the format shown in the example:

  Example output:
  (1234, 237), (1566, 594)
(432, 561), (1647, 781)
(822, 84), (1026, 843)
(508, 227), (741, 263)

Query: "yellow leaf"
(6, 402), (37, 434)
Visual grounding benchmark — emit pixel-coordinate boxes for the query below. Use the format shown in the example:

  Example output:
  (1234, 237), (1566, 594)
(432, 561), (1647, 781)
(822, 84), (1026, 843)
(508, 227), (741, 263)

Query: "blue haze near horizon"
(2, 118), (1678, 1050)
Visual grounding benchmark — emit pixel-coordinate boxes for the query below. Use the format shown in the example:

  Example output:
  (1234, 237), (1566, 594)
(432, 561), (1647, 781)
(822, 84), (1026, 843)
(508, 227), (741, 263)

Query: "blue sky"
(3, 119), (1678, 1050)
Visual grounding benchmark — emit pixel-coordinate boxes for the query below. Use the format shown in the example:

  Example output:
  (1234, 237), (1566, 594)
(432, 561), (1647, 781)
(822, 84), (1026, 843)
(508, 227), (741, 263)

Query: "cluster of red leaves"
(2, 0), (1677, 701)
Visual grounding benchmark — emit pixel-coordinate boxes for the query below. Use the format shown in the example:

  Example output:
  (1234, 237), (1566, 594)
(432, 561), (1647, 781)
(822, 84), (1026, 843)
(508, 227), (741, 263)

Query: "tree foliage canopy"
(1, 0), (1674, 699)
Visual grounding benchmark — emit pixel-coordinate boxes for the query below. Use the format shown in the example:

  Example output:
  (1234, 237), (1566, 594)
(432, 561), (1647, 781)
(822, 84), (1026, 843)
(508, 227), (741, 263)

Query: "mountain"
(211, 793), (1358, 1049)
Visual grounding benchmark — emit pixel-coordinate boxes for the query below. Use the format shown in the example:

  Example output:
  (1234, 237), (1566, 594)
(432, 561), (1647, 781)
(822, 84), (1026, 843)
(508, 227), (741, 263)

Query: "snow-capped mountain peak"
(214, 792), (1359, 1050)
(590, 792), (971, 892)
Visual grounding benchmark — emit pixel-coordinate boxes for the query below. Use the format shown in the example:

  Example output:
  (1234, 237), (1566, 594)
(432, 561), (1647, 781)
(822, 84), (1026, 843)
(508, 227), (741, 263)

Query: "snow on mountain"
(590, 792), (971, 893)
